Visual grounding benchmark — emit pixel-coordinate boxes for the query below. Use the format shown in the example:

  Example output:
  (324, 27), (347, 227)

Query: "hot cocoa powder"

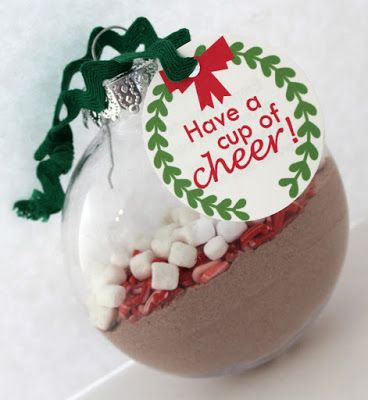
(105, 157), (348, 376)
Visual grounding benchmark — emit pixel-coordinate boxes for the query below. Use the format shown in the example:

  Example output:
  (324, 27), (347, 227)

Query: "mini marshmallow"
(130, 250), (154, 280)
(92, 264), (127, 288)
(88, 304), (118, 331)
(151, 234), (174, 258)
(151, 262), (179, 290)
(155, 222), (179, 238)
(168, 241), (197, 268)
(162, 209), (174, 224)
(216, 220), (247, 243)
(175, 217), (216, 247)
(204, 235), (229, 260)
(95, 284), (126, 308)
(210, 218), (220, 228)
(131, 234), (152, 251)
(110, 250), (130, 268)
(171, 207), (199, 226)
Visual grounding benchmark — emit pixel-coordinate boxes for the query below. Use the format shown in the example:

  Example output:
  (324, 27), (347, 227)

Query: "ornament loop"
(91, 25), (128, 61)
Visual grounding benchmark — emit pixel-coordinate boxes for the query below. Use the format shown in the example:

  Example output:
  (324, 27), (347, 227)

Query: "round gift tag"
(142, 36), (324, 221)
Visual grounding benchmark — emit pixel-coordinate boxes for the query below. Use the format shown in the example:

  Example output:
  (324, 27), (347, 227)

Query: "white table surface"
(0, 1), (367, 399)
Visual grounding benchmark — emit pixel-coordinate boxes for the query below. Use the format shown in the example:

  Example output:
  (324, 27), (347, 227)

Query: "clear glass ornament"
(62, 64), (349, 377)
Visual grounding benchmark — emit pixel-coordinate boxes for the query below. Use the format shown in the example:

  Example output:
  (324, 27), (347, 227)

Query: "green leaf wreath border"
(231, 42), (321, 198)
(145, 42), (321, 220)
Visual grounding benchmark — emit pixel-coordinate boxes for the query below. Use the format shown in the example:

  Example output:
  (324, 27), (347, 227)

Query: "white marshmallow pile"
(151, 262), (179, 290)
(92, 264), (127, 287)
(170, 207), (198, 226)
(129, 234), (152, 252)
(130, 250), (153, 280)
(174, 217), (216, 247)
(216, 220), (247, 243)
(151, 223), (178, 258)
(89, 304), (118, 331)
(110, 249), (130, 268)
(87, 263), (128, 331)
(204, 236), (229, 260)
(86, 206), (248, 331)
(95, 285), (127, 308)
(169, 242), (197, 268)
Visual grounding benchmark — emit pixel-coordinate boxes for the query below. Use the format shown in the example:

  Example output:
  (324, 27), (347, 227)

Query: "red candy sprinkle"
(285, 202), (302, 215)
(240, 223), (270, 249)
(143, 290), (170, 315)
(179, 268), (195, 287)
(199, 261), (230, 284)
(128, 275), (138, 286)
(271, 211), (285, 233)
(249, 231), (277, 249)
(118, 303), (131, 319)
(195, 246), (209, 266)
(152, 257), (167, 263)
(169, 287), (185, 297)
(225, 243), (240, 262)
(192, 261), (225, 283)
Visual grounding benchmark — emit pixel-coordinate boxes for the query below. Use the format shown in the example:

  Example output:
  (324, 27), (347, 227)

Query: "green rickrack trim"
(146, 83), (250, 221)
(14, 17), (198, 221)
(231, 42), (321, 198)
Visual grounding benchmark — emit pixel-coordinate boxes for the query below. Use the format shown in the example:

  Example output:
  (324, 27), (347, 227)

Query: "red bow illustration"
(160, 36), (234, 110)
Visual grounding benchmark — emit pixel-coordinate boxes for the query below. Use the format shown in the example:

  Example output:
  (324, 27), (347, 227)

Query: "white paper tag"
(142, 36), (324, 221)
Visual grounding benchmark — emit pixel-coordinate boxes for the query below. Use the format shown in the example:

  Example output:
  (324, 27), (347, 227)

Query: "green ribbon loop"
(14, 17), (197, 221)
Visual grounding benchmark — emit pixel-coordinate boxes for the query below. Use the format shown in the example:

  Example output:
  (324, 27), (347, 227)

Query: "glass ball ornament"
(62, 77), (348, 378)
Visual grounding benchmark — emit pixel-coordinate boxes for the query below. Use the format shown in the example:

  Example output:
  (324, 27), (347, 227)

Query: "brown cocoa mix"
(105, 157), (348, 376)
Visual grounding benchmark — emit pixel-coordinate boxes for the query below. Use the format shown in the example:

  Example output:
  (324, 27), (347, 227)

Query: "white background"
(0, 1), (367, 399)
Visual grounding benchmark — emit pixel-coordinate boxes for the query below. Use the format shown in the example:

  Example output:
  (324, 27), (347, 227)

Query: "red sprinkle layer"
(118, 183), (316, 322)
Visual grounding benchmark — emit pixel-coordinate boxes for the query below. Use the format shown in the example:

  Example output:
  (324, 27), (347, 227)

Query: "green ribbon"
(14, 17), (197, 221)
